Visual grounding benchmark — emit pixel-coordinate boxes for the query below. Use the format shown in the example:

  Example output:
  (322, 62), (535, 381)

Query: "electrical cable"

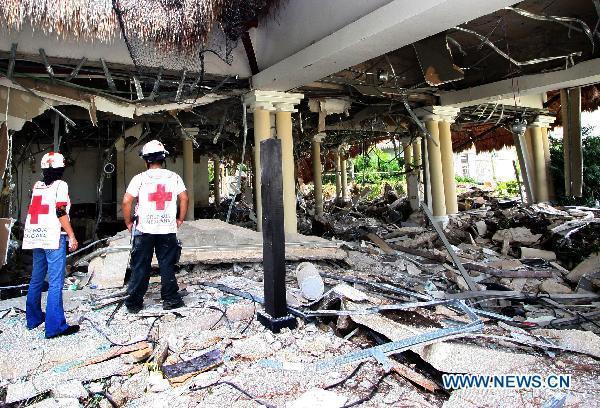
(190, 381), (276, 408)
(324, 362), (366, 390)
(341, 372), (392, 408)
(80, 315), (161, 347)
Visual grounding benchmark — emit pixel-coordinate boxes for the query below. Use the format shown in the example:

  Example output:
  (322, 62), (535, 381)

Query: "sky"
(549, 109), (600, 138)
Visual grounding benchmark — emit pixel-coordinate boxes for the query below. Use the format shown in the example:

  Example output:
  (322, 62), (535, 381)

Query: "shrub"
(549, 131), (600, 206)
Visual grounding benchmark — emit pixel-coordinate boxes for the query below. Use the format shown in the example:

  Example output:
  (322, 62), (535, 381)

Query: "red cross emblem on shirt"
(148, 184), (172, 210)
(28, 195), (50, 224)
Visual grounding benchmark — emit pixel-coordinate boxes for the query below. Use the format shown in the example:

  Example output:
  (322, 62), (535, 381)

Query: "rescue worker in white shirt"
(122, 140), (189, 313)
(23, 152), (80, 338)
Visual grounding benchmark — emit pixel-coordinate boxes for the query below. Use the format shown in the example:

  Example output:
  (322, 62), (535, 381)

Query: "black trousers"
(126, 233), (182, 308)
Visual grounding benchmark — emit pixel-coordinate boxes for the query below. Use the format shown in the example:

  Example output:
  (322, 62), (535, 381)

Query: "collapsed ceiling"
(0, 0), (598, 162)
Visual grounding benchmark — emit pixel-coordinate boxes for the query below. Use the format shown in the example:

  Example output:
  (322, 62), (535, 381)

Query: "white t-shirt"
(22, 180), (71, 249)
(126, 169), (186, 234)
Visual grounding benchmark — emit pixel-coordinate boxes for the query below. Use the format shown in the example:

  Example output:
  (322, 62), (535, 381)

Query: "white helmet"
(40, 152), (65, 169)
(140, 140), (169, 162)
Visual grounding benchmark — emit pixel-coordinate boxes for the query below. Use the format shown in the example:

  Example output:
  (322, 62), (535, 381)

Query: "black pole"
(257, 138), (297, 332)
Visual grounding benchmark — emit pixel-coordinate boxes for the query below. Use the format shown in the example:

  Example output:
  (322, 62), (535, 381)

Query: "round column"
(276, 110), (297, 234)
(425, 119), (447, 217)
(183, 138), (195, 220)
(438, 120), (458, 214)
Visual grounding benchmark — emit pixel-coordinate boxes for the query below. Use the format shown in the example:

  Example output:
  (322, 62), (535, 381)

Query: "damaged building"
(0, 0), (599, 407)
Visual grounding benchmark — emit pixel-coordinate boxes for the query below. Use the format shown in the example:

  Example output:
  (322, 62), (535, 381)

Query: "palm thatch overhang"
(0, 0), (281, 53)
(546, 84), (600, 126)
(451, 84), (600, 154)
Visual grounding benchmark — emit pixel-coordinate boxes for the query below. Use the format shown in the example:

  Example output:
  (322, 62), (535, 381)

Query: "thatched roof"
(1, 0), (280, 52)
(546, 84), (600, 126)
(452, 123), (514, 154)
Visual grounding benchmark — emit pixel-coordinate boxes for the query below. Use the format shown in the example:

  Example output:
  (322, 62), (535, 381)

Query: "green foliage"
(455, 175), (478, 184)
(495, 180), (520, 198)
(354, 147), (404, 184)
(549, 133), (600, 206)
(324, 147), (407, 199)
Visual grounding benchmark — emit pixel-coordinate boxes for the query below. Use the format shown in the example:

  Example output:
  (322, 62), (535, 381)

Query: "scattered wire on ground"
(342, 372), (392, 408)
(80, 315), (161, 347)
(324, 362), (366, 390)
(190, 380), (276, 408)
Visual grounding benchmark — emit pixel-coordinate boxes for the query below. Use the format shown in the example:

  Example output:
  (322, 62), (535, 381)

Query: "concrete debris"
(492, 227), (542, 245)
(2, 195), (599, 407)
(539, 279), (573, 294)
(296, 262), (325, 300)
(566, 252), (600, 283)
(50, 380), (88, 399)
(521, 247), (557, 261)
(286, 388), (348, 408)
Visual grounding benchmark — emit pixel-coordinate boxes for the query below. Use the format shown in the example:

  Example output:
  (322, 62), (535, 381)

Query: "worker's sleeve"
(125, 175), (142, 198)
(174, 174), (187, 196)
(55, 181), (70, 217)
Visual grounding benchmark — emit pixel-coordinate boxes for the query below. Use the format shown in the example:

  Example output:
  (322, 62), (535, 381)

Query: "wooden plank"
(162, 349), (223, 383)
(366, 233), (396, 255)
(392, 363), (440, 392)
(260, 138), (287, 318)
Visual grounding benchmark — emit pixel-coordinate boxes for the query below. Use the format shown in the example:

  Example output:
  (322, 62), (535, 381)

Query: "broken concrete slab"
(417, 342), (542, 374)
(566, 252), (600, 283)
(520, 247), (557, 261)
(286, 388), (347, 408)
(50, 380), (88, 400)
(5, 357), (130, 404)
(492, 227), (542, 246)
(531, 328), (600, 359)
(539, 280), (573, 294)
(90, 220), (346, 288)
(27, 398), (82, 408)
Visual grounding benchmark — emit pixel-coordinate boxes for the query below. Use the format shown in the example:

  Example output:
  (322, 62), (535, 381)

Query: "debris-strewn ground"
(1, 187), (599, 407)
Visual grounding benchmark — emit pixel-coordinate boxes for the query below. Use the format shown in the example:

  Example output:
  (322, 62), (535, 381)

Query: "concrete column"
(412, 138), (422, 171)
(438, 120), (458, 214)
(252, 108), (271, 230)
(523, 128), (537, 196)
(213, 157), (221, 206)
(312, 134), (324, 217)
(115, 137), (125, 219)
(529, 115), (555, 202)
(425, 119), (446, 217)
(341, 154), (348, 202)
(197, 155), (210, 208)
(541, 127), (555, 200)
(334, 151), (342, 199)
(404, 141), (419, 210)
(183, 138), (195, 220)
(276, 110), (297, 234)
(529, 126), (548, 202)
(403, 142), (413, 172)
(567, 87), (583, 197)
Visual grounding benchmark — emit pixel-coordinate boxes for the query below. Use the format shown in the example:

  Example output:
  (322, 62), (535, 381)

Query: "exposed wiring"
(505, 6), (595, 53)
(342, 372), (392, 408)
(453, 26), (582, 67)
(190, 381), (276, 408)
(324, 362), (366, 390)
(80, 315), (161, 347)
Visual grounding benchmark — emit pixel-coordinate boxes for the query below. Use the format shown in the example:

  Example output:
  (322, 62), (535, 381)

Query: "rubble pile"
(0, 191), (599, 407)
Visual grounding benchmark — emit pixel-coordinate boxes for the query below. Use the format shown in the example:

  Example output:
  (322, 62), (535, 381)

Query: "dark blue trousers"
(125, 233), (181, 308)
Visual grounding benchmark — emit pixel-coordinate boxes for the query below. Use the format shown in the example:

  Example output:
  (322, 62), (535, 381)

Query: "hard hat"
(40, 152), (65, 169)
(140, 140), (169, 162)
